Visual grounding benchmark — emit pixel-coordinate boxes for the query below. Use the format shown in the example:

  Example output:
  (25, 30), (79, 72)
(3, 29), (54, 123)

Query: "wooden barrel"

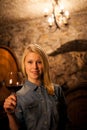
(0, 46), (19, 104)
(65, 82), (87, 129)
(0, 46), (20, 129)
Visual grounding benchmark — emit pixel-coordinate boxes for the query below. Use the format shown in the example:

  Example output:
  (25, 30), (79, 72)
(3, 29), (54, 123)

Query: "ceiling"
(0, 0), (87, 25)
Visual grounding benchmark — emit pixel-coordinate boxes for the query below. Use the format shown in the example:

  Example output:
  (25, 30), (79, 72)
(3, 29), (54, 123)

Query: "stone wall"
(0, 10), (87, 89)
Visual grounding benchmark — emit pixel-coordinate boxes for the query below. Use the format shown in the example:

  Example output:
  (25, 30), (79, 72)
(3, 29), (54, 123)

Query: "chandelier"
(44, 0), (70, 31)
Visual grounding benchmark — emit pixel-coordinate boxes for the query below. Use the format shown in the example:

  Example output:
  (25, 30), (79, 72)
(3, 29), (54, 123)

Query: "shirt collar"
(24, 80), (43, 91)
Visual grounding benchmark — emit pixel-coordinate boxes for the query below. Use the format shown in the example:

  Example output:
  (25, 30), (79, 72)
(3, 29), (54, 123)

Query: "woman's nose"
(33, 62), (38, 68)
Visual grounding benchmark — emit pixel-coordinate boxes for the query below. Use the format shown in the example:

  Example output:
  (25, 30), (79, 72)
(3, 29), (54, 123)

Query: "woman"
(3, 43), (68, 130)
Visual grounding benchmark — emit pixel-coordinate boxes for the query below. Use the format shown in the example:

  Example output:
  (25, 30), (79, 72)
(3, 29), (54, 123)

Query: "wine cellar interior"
(0, 0), (87, 129)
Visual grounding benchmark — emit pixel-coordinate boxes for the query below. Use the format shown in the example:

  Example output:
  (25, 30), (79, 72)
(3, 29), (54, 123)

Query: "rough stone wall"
(0, 10), (87, 90)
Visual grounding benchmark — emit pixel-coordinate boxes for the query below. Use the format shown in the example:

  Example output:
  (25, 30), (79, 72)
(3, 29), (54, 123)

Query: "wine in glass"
(6, 71), (23, 94)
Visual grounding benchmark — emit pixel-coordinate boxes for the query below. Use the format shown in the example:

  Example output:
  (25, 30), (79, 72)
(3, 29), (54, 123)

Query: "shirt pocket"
(24, 100), (39, 117)
(25, 100), (39, 112)
(24, 101), (39, 125)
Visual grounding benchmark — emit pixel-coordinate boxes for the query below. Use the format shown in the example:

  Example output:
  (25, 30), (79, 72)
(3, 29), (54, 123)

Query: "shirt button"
(44, 121), (47, 125)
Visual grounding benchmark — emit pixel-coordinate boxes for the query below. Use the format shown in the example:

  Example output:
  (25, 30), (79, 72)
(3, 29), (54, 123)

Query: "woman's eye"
(28, 61), (33, 64)
(37, 61), (42, 64)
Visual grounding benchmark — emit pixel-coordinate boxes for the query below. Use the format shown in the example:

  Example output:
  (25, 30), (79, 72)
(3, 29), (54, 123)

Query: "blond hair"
(22, 43), (54, 95)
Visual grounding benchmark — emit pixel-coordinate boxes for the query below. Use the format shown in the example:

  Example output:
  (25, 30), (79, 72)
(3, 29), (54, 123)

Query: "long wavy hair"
(21, 43), (54, 95)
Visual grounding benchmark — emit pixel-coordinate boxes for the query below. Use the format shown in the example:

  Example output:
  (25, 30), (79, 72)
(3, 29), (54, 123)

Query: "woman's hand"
(3, 95), (17, 114)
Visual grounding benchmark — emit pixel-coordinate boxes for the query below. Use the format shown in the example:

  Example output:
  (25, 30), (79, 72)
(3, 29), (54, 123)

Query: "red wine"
(6, 85), (22, 93)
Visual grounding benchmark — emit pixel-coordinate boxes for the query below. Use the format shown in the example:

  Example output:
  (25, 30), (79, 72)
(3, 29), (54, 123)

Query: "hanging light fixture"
(44, 0), (70, 31)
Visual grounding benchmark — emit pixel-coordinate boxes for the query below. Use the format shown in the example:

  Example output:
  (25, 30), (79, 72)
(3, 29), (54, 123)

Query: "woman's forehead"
(25, 52), (42, 60)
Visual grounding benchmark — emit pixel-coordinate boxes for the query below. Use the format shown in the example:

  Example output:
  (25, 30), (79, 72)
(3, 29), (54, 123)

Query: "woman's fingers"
(3, 95), (17, 113)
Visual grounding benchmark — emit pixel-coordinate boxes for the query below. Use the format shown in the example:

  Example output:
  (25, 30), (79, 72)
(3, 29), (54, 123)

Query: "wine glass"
(6, 71), (23, 94)
(5, 71), (23, 113)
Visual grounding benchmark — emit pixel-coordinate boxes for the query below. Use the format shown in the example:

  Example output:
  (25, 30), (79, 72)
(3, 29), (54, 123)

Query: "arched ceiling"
(0, 0), (87, 25)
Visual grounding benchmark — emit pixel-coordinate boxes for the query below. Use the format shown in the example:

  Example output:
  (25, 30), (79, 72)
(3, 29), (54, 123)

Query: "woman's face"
(24, 52), (43, 83)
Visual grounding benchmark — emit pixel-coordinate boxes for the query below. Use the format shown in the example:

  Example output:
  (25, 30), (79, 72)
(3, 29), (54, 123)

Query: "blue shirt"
(15, 80), (67, 130)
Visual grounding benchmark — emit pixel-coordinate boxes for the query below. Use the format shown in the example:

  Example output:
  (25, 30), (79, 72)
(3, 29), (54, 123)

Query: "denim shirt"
(15, 80), (67, 130)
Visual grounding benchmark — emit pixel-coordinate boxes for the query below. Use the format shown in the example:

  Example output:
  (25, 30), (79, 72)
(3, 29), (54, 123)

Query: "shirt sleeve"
(55, 85), (71, 130)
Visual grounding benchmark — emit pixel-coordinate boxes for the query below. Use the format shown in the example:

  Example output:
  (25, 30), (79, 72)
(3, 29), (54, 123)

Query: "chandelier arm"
(52, 1), (60, 29)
